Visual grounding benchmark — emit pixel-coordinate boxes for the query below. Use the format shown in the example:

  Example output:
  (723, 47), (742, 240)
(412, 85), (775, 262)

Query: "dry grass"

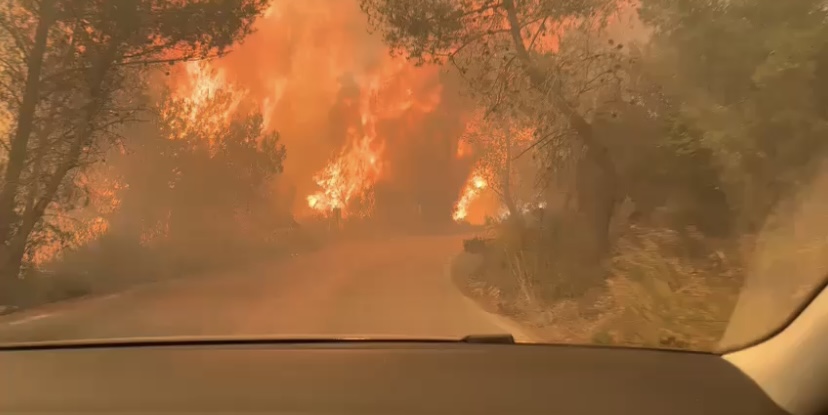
(454, 221), (745, 351)
(591, 225), (742, 349)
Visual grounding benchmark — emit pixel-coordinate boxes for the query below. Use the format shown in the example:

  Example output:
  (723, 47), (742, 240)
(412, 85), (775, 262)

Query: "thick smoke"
(200, 0), (475, 222)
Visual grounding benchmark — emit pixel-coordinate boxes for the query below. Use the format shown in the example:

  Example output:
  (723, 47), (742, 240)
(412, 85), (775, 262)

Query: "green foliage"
(640, 0), (828, 230)
(360, 0), (466, 65)
(360, 0), (604, 64)
(593, 95), (733, 236)
(359, 0), (622, 116)
(56, 0), (269, 60)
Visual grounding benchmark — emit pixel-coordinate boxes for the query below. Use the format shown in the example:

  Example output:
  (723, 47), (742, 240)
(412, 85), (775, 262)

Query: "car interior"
(1, 279), (825, 415)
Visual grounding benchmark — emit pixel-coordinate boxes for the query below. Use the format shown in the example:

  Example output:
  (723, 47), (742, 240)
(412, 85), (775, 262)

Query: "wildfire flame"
(139, 213), (171, 248)
(18, 0), (641, 268)
(305, 74), (383, 218)
(305, 58), (442, 219)
(31, 169), (125, 266)
(451, 111), (490, 223)
(306, 129), (383, 218)
(450, 111), (537, 223)
(153, 0), (448, 223)
(161, 61), (249, 147)
(452, 170), (488, 222)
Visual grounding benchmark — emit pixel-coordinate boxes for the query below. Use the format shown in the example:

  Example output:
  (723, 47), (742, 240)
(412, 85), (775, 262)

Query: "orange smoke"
(31, 169), (125, 266)
(166, 0), (453, 222)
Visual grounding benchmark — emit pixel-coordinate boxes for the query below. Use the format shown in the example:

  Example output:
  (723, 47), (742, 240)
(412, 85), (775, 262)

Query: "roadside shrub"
(462, 237), (492, 254)
(600, 225), (742, 349)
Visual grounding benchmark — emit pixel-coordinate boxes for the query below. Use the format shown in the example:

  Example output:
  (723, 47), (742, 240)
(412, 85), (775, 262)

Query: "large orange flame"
(452, 170), (488, 222)
(162, 61), (250, 147)
(305, 58), (442, 218)
(21, 0), (642, 266)
(161, 0), (449, 223)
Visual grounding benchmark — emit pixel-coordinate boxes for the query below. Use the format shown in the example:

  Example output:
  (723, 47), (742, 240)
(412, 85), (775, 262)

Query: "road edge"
(444, 253), (539, 343)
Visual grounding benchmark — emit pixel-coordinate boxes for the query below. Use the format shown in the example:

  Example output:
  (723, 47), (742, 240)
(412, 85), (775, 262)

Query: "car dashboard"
(0, 340), (788, 414)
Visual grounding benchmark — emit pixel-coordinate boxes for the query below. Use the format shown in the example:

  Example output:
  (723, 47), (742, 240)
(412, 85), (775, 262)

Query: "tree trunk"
(501, 134), (524, 228)
(0, 1), (57, 298)
(0, 39), (117, 288)
(502, 0), (617, 258)
(576, 145), (616, 257)
(0, 0), (56, 245)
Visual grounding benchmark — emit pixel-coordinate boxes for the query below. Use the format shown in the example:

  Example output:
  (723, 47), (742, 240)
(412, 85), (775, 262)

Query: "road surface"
(0, 234), (532, 343)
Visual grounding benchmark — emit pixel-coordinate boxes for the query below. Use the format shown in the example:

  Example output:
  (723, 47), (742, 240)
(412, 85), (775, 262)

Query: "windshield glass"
(0, 0), (826, 352)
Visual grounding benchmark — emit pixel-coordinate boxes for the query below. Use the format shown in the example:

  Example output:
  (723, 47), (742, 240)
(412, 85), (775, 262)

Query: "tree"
(134, 88), (286, 268)
(41, 82), (287, 288)
(0, 0), (269, 298)
(360, 0), (628, 257)
(639, 0), (828, 231)
(462, 110), (538, 221)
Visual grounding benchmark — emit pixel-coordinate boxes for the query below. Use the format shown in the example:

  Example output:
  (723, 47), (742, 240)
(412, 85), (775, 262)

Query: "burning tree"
(43, 60), (288, 289)
(122, 67), (287, 267)
(306, 126), (383, 221)
(0, 0), (269, 300)
(454, 110), (537, 223)
(305, 58), (444, 222)
(360, 0), (630, 257)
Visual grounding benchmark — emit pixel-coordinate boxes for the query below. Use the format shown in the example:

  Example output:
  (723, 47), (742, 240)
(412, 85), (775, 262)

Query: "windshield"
(0, 0), (826, 352)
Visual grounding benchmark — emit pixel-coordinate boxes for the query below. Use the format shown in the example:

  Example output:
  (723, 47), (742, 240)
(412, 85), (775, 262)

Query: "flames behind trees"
(166, 0), (494, 226)
(4, 0), (529, 296)
(0, 0), (269, 299)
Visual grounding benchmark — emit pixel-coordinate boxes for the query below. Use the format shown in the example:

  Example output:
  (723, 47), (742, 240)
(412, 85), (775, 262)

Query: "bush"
(458, 213), (744, 350)
(463, 210), (610, 319)
(462, 237), (492, 254)
(599, 225), (742, 349)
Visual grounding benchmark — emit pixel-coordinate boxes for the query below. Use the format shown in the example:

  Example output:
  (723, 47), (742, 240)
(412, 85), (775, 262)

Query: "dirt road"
(0, 234), (532, 343)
